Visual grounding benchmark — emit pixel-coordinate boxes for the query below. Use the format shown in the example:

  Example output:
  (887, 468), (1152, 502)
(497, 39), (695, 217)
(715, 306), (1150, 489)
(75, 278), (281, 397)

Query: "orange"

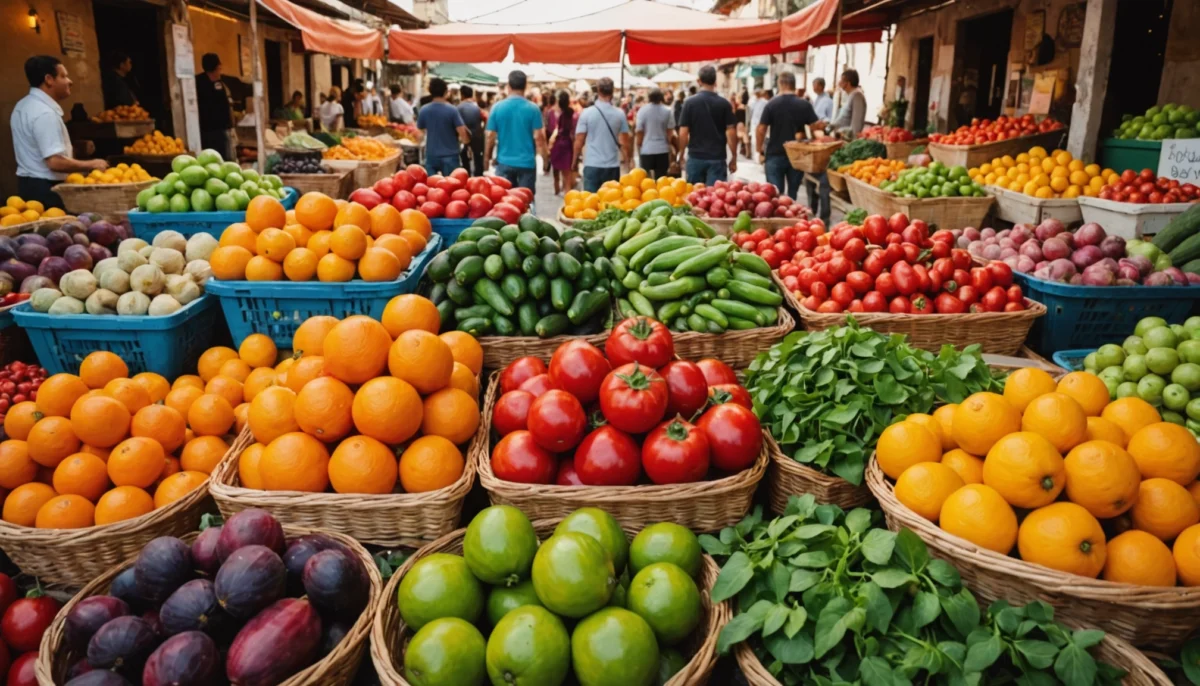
(245, 195), (287, 232)
(294, 377), (355, 442)
(439, 331), (484, 376)
(283, 248), (318, 281)
(1133, 478), (1200, 540)
(220, 223), (258, 252)
(248, 387), (299, 445)
(951, 392), (1021, 456)
(104, 378), (152, 414)
(238, 443), (266, 489)
(153, 471), (207, 508)
(27, 416), (80, 468)
(209, 246), (253, 280)
(80, 444), (111, 462)
(1003, 367), (1058, 412)
(323, 316), (392, 384)
(36, 374), (89, 417)
(902, 413), (945, 450)
(358, 247), (402, 282)
(1102, 530), (1176, 586)
(69, 395), (131, 448)
(242, 367), (278, 402)
(933, 405), (958, 450)
(399, 435), (464, 493)
(108, 437), (167, 489)
(367, 203), (403, 237)
(381, 294), (441, 337)
(1057, 371), (1111, 417)
(0, 441), (36, 489)
(4, 402), (43, 441)
(893, 462), (964, 521)
(330, 224), (367, 260)
(1063, 440), (1141, 519)
(187, 394), (235, 437)
(234, 402), (249, 433)
(1101, 397), (1162, 444)
(78, 351), (129, 389)
(875, 421), (941, 479)
(1084, 416), (1127, 447)
(449, 362), (479, 397)
(399, 208), (432, 238)
(351, 377), (423, 445)
(294, 192), (338, 231)
(216, 358), (253, 384)
(941, 449), (983, 485)
(420, 388), (480, 445)
(983, 432), (1065, 508)
(164, 386), (204, 419)
(397, 230), (427, 256)
(333, 202), (371, 232)
(939, 484), (1018, 554)
(159, 456), (181, 481)
(204, 375), (244, 408)
(35, 494), (94, 529)
(1174, 524), (1200, 585)
(255, 228), (296, 262)
(1127, 422), (1200, 485)
(374, 235), (413, 269)
(131, 373), (170, 404)
(317, 253), (356, 282)
(180, 436), (229, 474)
(1021, 392), (1088, 453)
(245, 255), (284, 281)
(93, 486), (154, 525)
(329, 435), (397, 494)
(1017, 502), (1107, 577)
(131, 405), (186, 453)
(283, 223), (313, 249)
(2, 483), (56, 526)
(274, 358), (295, 378)
(198, 347), (239, 382)
(173, 374), (204, 391)
(307, 230), (332, 258)
(52, 453), (109, 502)
(283, 356), (325, 393)
(238, 334), (278, 369)
(292, 316), (339, 357)
(258, 432), (330, 492)
(389, 330), (454, 394)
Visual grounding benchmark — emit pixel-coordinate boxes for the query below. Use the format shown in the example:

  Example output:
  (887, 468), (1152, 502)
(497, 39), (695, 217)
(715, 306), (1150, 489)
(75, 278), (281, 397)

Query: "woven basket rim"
(51, 179), (157, 190)
(843, 174), (998, 204)
(795, 294), (1047, 325)
(783, 140), (843, 151)
(765, 432), (863, 489)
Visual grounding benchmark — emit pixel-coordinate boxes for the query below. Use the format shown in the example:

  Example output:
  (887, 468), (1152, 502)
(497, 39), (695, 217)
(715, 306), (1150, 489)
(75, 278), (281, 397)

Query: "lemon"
(1016, 152), (1030, 164)
(1029, 146), (1048, 157)
(1035, 186), (1054, 199)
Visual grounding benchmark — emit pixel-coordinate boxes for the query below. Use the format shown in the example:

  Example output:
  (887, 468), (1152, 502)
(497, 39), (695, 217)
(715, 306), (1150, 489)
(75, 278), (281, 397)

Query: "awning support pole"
(619, 32), (627, 100)
(250, 0), (265, 172)
(832, 0), (844, 114)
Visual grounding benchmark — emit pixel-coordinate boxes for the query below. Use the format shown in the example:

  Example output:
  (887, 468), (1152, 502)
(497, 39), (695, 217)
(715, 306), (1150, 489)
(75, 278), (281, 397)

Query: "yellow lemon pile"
(970, 146), (1117, 199)
(65, 163), (155, 186)
(562, 168), (692, 219)
(0, 197), (66, 227)
(125, 131), (186, 155)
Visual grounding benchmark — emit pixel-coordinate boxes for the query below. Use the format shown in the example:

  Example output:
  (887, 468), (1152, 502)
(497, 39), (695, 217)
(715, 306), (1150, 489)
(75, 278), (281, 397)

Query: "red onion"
(1164, 267), (1188, 285)
(1058, 232), (1075, 250)
(998, 237), (1016, 250)
(1099, 235), (1126, 259)
(1020, 241), (1045, 261)
(1016, 255), (1036, 273)
(1035, 218), (1065, 241)
(967, 240), (984, 255)
(1144, 272), (1174, 287)
(1073, 222), (1106, 247)
(1081, 263), (1116, 286)
(963, 227), (981, 241)
(1048, 259), (1077, 281)
(1119, 256), (1152, 277)
(981, 228), (996, 240)
(1116, 264), (1141, 282)
(1071, 245), (1104, 269)
(1041, 237), (1069, 261)
(1187, 273), (1200, 285)
(1003, 255), (1021, 270)
(956, 236), (971, 249)
(982, 244), (1003, 260)
(999, 247), (1018, 259)
(1010, 226), (1033, 245)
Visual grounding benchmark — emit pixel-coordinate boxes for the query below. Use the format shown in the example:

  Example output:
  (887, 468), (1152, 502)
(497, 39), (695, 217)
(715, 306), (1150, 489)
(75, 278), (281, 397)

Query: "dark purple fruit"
(191, 526), (222, 575)
(226, 598), (321, 686)
(303, 549), (368, 621)
(215, 545), (286, 619)
(65, 671), (130, 686)
(66, 658), (94, 679)
(318, 620), (351, 657)
(65, 595), (130, 652)
(86, 616), (159, 676)
(283, 535), (348, 595)
(160, 579), (229, 636)
(142, 631), (220, 686)
(143, 609), (164, 638)
(217, 509), (285, 562)
(135, 536), (193, 603)
(109, 568), (150, 613)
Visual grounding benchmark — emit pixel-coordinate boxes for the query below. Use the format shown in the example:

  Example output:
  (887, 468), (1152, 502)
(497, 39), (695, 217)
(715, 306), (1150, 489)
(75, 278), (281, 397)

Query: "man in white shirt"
(362, 86), (383, 117)
(389, 85), (414, 125)
(11, 56), (107, 210)
(811, 77), (834, 122)
(747, 89), (769, 162)
(319, 88), (344, 131)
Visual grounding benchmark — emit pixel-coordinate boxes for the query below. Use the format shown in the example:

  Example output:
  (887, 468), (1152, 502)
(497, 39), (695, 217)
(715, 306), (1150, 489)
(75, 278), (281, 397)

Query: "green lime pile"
(396, 505), (705, 686)
(879, 161), (987, 199)
(1113, 103), (1199, 141)
(135, 149), (286, 213)
(1083, 315), (1200, 434)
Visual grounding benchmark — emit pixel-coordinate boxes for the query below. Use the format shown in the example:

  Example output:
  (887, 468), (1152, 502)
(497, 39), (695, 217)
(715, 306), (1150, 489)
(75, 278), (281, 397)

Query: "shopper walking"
(485, 70), (547, 195)
(319, 88), (344, 131)
(677, 65), (736, 185)
(830, 69), (868, 136)
(388, 85), (414, 125)
(195, 53), (233, 158)
(417, 78), (469, 176)
(756, 71), (823, 201)
(747, 89), (768, 161)
(457, 85), (485, 177)
(546, 90), (577, 195)
(573, 77), (631, 192)
(635, 88), (676, 180)
(811, 77), (834, 122)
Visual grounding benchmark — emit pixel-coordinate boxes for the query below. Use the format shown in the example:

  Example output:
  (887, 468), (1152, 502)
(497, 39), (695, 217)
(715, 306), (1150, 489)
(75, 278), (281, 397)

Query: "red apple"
(390, 190), (417, 211)
(437, 177), (463, 193)
(467, 193), (493, 218)
(406, 164), (427, 184)
(348, 188), (383, 209)
(419, 201), (444, 218)
(392, 170), (414, 191)
(445, 200), (468, 219)
(500, 195), (527, 212)
(427, 187), (450, 206)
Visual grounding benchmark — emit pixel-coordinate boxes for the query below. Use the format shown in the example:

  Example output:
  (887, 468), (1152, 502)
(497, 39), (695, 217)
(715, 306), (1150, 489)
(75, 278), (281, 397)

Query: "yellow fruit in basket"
(1035, 186), (1054, 199)
(1085, 163), (1101, 177)
(952, 392), (1020, 456)
(1017, 502), (1106, 577)
(983, 432), (1065, 509)
(1003, 367), (1058, 412)
(1021, 393), (1087, 453)
(942, 449), (983, 484)
(1016, 153), (1030, 164)
(1028, 146), (1047, 158)
(939, 484), (1018, 553)
(1132, 478), (1200, 540)
(1063, 439), (1140, 518)
(1101, 397), (1162, 444)
(1127, 422), (1200, 485)
(876, 421), (941, 479)
(1102, 530), (1175, 586)
(1056, 372), (1109, 417)
(894, 462), (964, 521)
(903, 413), (947, 450)
(1174, 525), (1200, 586)
(1063, 186), (1081, 199)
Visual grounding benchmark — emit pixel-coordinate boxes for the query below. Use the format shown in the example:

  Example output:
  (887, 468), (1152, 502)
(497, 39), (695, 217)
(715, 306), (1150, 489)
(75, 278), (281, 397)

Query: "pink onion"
(981, 228), (996, 239)
(1164, 267), (1188, 285)
(999, 247), (1018, 259)
(998, 237), (1016, 250)
(1049, 259), (1077, 281)
(1071, 245), (1104, 269)
(1058, 232), (1075, 250)
(1020, 241), (1044, 261)
(1116, 264), (1141, 282)
(1099, 235), (1126, 259)
(963, 227), (981, 241)
(1035, 218), (1066, 241)
(1119, 256), (1152, 277)
(982, 244), (1003, 260)
(1016, 255), (1036, 273)
(1041, 238), (1069, 261)
(1144, 272), (1174, 287)
(997, 229), (1012, 240)
(1081, 263), (1116, 286)
(1003, 255), (1021, 269)
(1187, 273), (1200, 285)
(956, 236), (971, 249)
(1010, 226), (1033, 245)
(967, 240), (984, 256)
(1073, 222), (1106, 247)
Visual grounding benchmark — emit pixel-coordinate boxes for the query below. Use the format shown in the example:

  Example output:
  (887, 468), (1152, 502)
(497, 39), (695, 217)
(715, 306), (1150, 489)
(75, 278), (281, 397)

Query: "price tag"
(1159, 138), (1200, 183)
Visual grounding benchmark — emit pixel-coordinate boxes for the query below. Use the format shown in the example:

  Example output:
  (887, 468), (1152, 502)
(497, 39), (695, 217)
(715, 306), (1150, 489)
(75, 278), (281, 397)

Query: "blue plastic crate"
(206, 233), (441, 348)
(128, 187), (298, 242)
(430, 218), (473, 247)
(0, 307), (14, 331)
(1052, 349), (1093, 371)
(1014, 270), (1198, 355)
(12, 296), (219, 377)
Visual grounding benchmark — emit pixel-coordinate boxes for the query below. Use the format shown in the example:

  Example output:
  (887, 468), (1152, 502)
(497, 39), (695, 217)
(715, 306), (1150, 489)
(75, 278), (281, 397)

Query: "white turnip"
(1074, 222), (1106, 247)
(982, 244), (1003, 260)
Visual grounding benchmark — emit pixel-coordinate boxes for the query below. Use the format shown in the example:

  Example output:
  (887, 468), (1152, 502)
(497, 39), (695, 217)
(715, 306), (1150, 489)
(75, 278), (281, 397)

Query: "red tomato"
(969, 268), (993, 292)
(883, 243), (905, 266)
(518, 373), (556, 398)
(708, 384), (752, 410)
(1, 594), (60, 653)
(526, 390), (587, 452)
(830, 282), (855, 307)
(500, 357), (548, 394)
(810, 281), (829, 300)
(987, 261), (1014, 287)
(605, 317), (675, 369)
(1004, 301), (1026, 312)
(863, 215), (889, 244)
(641, 418), (710, 484)
(863, 291), (887, 312)
(659, 361), (710, 419)
(599, 364), (669, 434)
(887, 212), (909, 235)
(574, 426), (642, 486)
(492, 390), (535, 437)
(981, 286), (1008, 311)
(845, 271), (873, 294)
(842, 237), (867, 262)
(930, 241), (950, 259)
(492, 431), (557, 484)
(6, 652), (35, 686)
(760, 250), (780, 269)
(909, 294), (934, 314)
(555, 458), (584, 486)
(1139, 168), (1156, 182)
(696, 404), (762, 472)
(828, 254), (852, 280)
(817, 300), (843, 313)
(696, 359), (737, 386)
(875, 272), (897, 297)
(892, 262), (917, 295)
(1006, 285), (1023, 303)
(800, 294), (823, 310)
(913, 264), (931, 293)
(548, 340), (611, 404)
(950, 249), (972, 271)
(863, 252), (885, 277)
(935, 293), (965, 314)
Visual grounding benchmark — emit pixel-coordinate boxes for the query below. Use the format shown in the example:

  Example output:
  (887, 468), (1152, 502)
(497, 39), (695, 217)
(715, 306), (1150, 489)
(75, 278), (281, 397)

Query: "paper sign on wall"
(1028, 73), (1056, 115)
(1159, 139), (1200, 183)
(172, 24), (194, 79)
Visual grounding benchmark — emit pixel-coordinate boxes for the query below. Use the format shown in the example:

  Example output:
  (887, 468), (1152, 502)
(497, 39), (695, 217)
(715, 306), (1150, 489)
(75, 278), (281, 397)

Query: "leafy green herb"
(571, 207), (630, 232)
(845, 208), (868, 226)
(830, 139), (889, 169)
(744, 320), (1004, 484)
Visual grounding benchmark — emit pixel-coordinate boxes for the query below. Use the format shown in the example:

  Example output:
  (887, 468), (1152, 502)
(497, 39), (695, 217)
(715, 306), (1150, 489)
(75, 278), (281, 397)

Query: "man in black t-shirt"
(195, 54), (232, 157)
(756, 71), (826, 203)
(678, 65), (736, 185)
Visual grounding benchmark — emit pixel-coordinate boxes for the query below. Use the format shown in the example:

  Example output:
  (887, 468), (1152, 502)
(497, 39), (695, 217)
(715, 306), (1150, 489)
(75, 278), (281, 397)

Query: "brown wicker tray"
(371, 519), (731, 686)
(927, 129), (1068, 169)
(670, 307), (795, 368)
(826, 170), (847, 194)
(475, 372), (767, 531)
(691, 215), (804, 236)
(277, 170), (352, 200)
(325, 152), (401, 189)
(844, 175), (994, 231)
(477, 331), (611, 370)
(883, 137), (929, 160)
(51, 180), (154, 216)
(783, 140), (843, 173)
(209, 426), (477, 548)
(35, 522), (381, 686)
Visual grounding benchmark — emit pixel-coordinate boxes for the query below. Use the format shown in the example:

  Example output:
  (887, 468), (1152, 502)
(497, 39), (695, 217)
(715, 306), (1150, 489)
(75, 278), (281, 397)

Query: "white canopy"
(651, 67), (696, 85)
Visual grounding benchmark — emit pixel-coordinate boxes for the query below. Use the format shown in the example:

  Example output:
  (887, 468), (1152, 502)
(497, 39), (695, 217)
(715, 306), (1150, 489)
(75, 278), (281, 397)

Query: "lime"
(608, 583), (627, 608)
(1188, 397), (1200, 422)
(204, 162), (224, 179)
(1100, 375), (1119, 400)
(1123, 355), (1148, 382)
(1172, 324), (1190, 340)
(1186, 316), (1200, 333)
(1163, 410), (1187, 426)
(1145, 327), (1179, 350)
(1137, 374), (1166, 405)
(1135, 317), (1168, 338)
(231, 189), (250, 210)
(241, 181), (261, 195)
(655, 649), (687, 686)
(190, 189), (214, 212)
(1117, 381), (1139, 399)
(1095, 344), (1126, 369)
(1172, 363), (1200, 392)
(1164, 384), (1191, 411)
(205, 178), (230, 197)
(179, 165), (209, 188)
(1098, 366), (1123, 384)
(555, 507), (629, 574)
(487, 579), (542, 627)
(196, 148), (224, 166)
(154, 179), (176, 196)
(397, 553), (485, 631)
(627, 563), (701, 646)
(146, 195), (170, 214)
(173, 180), (190, 195)
(214, 193), (239, 212)
(168, 194), (190, 213)
(1179, 340), (1200, 365)
(1083, 352), (1099, 372)
(486, 606), (570, 686)
(264, 173), (284, 189)
(171, 154), (197, 174)
(1189, 419), (1200, 435)
(135, 187), (155, 211)
(242, 167), (261, 182)
(1146, 348), (1180, 375)
(630, 523), (702, 577)
(464, 505), (539, 586)
(571, 608), (659, 686)
(225, 172), (246, 188)
(1123, 335), (1148, 356)
(532, 533), (615, 618)
(404, 617), (486, 686)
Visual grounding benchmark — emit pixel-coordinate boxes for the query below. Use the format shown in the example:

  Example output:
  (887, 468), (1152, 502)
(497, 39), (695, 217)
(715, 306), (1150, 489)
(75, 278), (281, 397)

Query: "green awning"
(430, 63), (499, 86)
(735, 64), (768, 79)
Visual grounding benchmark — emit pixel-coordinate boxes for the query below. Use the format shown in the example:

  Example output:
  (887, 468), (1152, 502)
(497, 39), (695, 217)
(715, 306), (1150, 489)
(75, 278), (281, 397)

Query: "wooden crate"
(927, 129), (1068, 169)
(277, 170), (353, 199)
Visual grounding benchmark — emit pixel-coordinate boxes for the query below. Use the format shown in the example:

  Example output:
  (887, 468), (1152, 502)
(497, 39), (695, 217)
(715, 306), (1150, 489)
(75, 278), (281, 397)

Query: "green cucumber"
(621, 218), (642, 240)
(645, 272), (671, 287)
(756, 305), (779, 325)
(629, 235), (702, 272)
(657, 300), (684, 323)
(473, 279), (514, 316)
(535, 314), (570, 338)
(557, 253), (582, 280)
(521, 255), (542, 277)
(435, 300), (455, 329)
(476, 234), (503, 256)
(617, 298), (637, 320)
(577, 262), (597, 289)
(671, 245), (732, 280)
(732, 252), (772, 277)
(483, 254), (505, 281)
(694, 304), (728, 328)
(668, 216), (697, 237)
(706, 267), (731, 288)
(627, 291), (656, 318)
(454, 304), (493, 321)
(499, 225), (519, 242)
(492, 314), (516, 336)
(501, 273), (527, 302)
(426, 252), (453, 283)
(550, 278), (574, 311)
(515, 231), (540, 256)
(615, 228), (666, 259)
(711, 299), (765, 325)
(609, 256), (628, 280)
(528, 273), (550, 300)
(445, 279), (472, 306)
(643, 245), (705, 274)
(500, 242), (522, 271)
(593, 257), (614, 279)
(453, 255), (485, 286)
(427, 283), (448, 304)
(726, 281), (782, 306)
(568, 289), (609, 325)
(458, 317), (492, 336)
(730, 267), (774, 290)
(726, 317), (758, 330)
(447, 241), (479, 261)
(639, 276), (706, 301)
(603, 221), (626, 252)
(517, 302), (539, 336)
(622, 271), (644, 290)
(542, 252), (561, 278)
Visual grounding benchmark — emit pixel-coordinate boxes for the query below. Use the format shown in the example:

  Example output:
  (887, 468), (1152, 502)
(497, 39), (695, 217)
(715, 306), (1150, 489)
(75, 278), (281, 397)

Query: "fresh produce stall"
(927, 115), (1067, 169)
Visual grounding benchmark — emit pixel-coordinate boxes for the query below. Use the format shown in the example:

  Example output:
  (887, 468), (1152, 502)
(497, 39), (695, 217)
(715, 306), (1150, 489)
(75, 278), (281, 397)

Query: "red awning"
(259, 0), (383, 60)
(781, 0), (887, 50)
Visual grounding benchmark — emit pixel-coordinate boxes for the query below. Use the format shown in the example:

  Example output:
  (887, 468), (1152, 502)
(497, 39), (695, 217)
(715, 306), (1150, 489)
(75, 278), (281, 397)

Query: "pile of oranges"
(561, 168), (692, 220)
(91, 104), (150, 122)
(124, 131), (186, 156)
(0, 197), (67, 227)
(970, 146), (1116, 200)
(64, 163), (155, 186)
(235, 294), (481, 496)
(209, 192), (429, 282)
(879, 368), (1200, 587)
(323, 137), (395, 161)
(836, 157), (907, 186)
(0, 351), (238, 530)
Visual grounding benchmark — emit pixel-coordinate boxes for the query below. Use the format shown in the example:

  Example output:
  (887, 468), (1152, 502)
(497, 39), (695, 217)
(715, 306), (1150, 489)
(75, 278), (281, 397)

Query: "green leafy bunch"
(573, 207), (630, 232)
(743, 321), (1003, 484)
(704, 496), (1126, 686)
(830, 139), (889, 169)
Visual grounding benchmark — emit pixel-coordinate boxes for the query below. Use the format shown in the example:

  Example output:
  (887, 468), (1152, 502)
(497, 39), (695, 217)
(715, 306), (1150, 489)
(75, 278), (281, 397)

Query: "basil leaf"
(765, 630), (815, 664)
(1014, 639), (1059, 669)
(861, 529), (896, 564)
(1054, 643), (1097, 686)
(710, 551), (754, 603)
(894, 528), (929, 573)
(963, 632), (1003, 672)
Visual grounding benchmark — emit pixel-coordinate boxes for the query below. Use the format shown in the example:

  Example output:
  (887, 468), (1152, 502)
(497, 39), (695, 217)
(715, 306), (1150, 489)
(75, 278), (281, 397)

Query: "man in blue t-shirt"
(417, 78), (469, 176)
(484, 71), (547, 195)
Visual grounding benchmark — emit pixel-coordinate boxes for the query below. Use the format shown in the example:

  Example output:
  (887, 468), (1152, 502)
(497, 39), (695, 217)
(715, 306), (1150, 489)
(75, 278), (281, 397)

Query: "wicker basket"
(1, 215), (75, 238)
(556, 208), (578, 226)
(478, 332), (611, 370)
(0, 430), (247, 586)
(883, 138), (929, 160)
(826, 170), (847, 194)
(764, 433), (872, 512)
(277, 170), (352, 200)
(209, 426), (477, 548)
(51, 181), (154, 216)
(866, 457), (1200, 650)
(927, 129), (1069, 169)
(692, 216), (805, 236)
(844, 176), (994, 231)
(475, 372), (767, 531)
(670, 307), (795, 368)
(783, 140), (843, 173)
(371, 519), (730, 686)
(35, 522), (381, 686)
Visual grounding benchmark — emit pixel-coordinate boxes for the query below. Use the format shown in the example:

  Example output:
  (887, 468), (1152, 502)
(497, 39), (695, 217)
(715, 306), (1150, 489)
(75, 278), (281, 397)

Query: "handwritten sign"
(1159, 139), (1200, 183)
(56, 11), (86, 56)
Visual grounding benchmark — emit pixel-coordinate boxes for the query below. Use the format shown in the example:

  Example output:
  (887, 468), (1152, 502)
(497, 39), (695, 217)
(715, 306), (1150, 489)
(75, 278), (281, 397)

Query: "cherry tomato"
(696, 359), (737, 386)
(492, 390), (535, 437)
(696, 404), (762, 472)
(1006, 285), (1023, 303)
(863, 252), (885, 277)
(641, 418), (710, 484)
(526, 389), (587, 452)
(707, 383), (752, 410)
(605, 317), (675, 369)
(6, 652), (35, 686)
(981, 286), (1008, 312)
(1, 593), (60, 653)
(888, 297), (910, 313)
(574, 426), (642, 486)
(548, 340), (611, 404)
(491, 431), (557, 484)
(518, 373), (556, 398)
(555, 458), (584, 486)
(800, 295), (823, 311)
(845, 271), (873, 294)
(659, 361), (710, 419)
(599, 363), (669, 434)
(499, 357), (548, 394)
